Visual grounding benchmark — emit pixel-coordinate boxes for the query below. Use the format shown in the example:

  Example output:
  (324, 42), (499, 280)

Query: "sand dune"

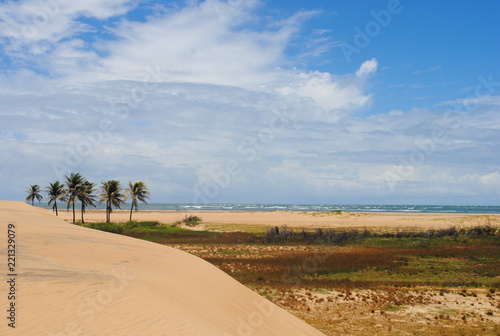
(0, 201), (325, 335)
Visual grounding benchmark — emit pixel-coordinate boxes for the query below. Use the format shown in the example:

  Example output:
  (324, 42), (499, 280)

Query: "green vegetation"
(181, 215), (203, 227)
(85, 222), (125, 234)
(79, 220), (212, 242)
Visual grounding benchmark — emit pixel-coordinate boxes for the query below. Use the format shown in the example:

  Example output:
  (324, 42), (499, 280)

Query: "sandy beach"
(0, 201), (325, 335)
(56, 208), (500, 230)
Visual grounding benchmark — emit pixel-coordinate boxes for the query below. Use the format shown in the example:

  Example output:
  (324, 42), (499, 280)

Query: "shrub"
(262, 225), (499, 246)
(265, 226), (293, 243)
(182, 215), (202, 227)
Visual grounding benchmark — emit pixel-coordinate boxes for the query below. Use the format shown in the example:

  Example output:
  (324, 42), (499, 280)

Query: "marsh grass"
(84, 222), (125, 234)
(82, 223), (499, 289)
(199, 244), (500, 290)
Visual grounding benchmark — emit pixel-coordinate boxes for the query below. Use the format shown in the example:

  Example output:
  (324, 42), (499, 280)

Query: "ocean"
(34, 203), (500, 214)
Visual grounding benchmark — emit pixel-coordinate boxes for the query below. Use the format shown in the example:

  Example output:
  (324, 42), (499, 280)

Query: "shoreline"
(55, 209), (500, 213)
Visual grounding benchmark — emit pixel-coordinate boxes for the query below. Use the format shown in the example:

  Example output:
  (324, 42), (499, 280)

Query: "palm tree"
(65, 173), (85, 224)
(45, 181), (67, 216)
(126, 181), (150, 221)
(99, 180), (126, 223)
(25, 184), (43, 206)
(78, 181), (97, 223)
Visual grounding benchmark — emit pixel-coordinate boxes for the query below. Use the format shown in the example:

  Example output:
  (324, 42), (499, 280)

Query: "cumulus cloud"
(276, 70), (374, 113)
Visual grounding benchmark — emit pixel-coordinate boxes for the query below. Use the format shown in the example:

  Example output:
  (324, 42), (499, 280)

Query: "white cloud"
(0, 0), (133, 46)
(0, 1), (498, 204)
(355, 57), (378, 77)
(1, 0), (376, 116)
(446, 95), (500, 108)
(276, 70), (373, 113)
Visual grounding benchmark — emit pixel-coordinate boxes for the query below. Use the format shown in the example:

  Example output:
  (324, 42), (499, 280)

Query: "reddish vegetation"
(170, 243), (500, 336)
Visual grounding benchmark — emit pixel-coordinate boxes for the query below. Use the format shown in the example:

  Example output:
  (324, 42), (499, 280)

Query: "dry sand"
(56, 208), (499, 230)
(0, 201), (325, 335)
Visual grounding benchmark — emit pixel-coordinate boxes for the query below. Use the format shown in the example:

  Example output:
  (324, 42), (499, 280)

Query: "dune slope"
(0, 201), (324, 335)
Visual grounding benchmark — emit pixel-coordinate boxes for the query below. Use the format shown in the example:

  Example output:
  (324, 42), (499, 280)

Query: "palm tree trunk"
(72, 201), (76, 224)
(54, 202), (59, 216)
(106, 201), (111, 223)
(129, 203), (134, 222)
(81, 203), (85, 224)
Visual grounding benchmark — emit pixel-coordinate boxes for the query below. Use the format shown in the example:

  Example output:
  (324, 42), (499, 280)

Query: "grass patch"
(179, 241), (500, 290)
(85, 222), (124, 234)
(204, 222), (269, 234)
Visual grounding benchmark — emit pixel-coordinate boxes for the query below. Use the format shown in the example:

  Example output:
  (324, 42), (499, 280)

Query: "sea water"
(35, 203), (500, 213)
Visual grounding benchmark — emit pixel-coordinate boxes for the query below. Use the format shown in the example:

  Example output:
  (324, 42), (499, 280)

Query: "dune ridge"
(0, 201), (324, 335)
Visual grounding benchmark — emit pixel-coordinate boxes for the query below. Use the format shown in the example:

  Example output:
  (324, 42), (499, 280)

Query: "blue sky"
(0, 0), (499, 205)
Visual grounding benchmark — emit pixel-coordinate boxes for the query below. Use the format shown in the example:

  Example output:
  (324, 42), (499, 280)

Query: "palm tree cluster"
(25, 173), (150, 224)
